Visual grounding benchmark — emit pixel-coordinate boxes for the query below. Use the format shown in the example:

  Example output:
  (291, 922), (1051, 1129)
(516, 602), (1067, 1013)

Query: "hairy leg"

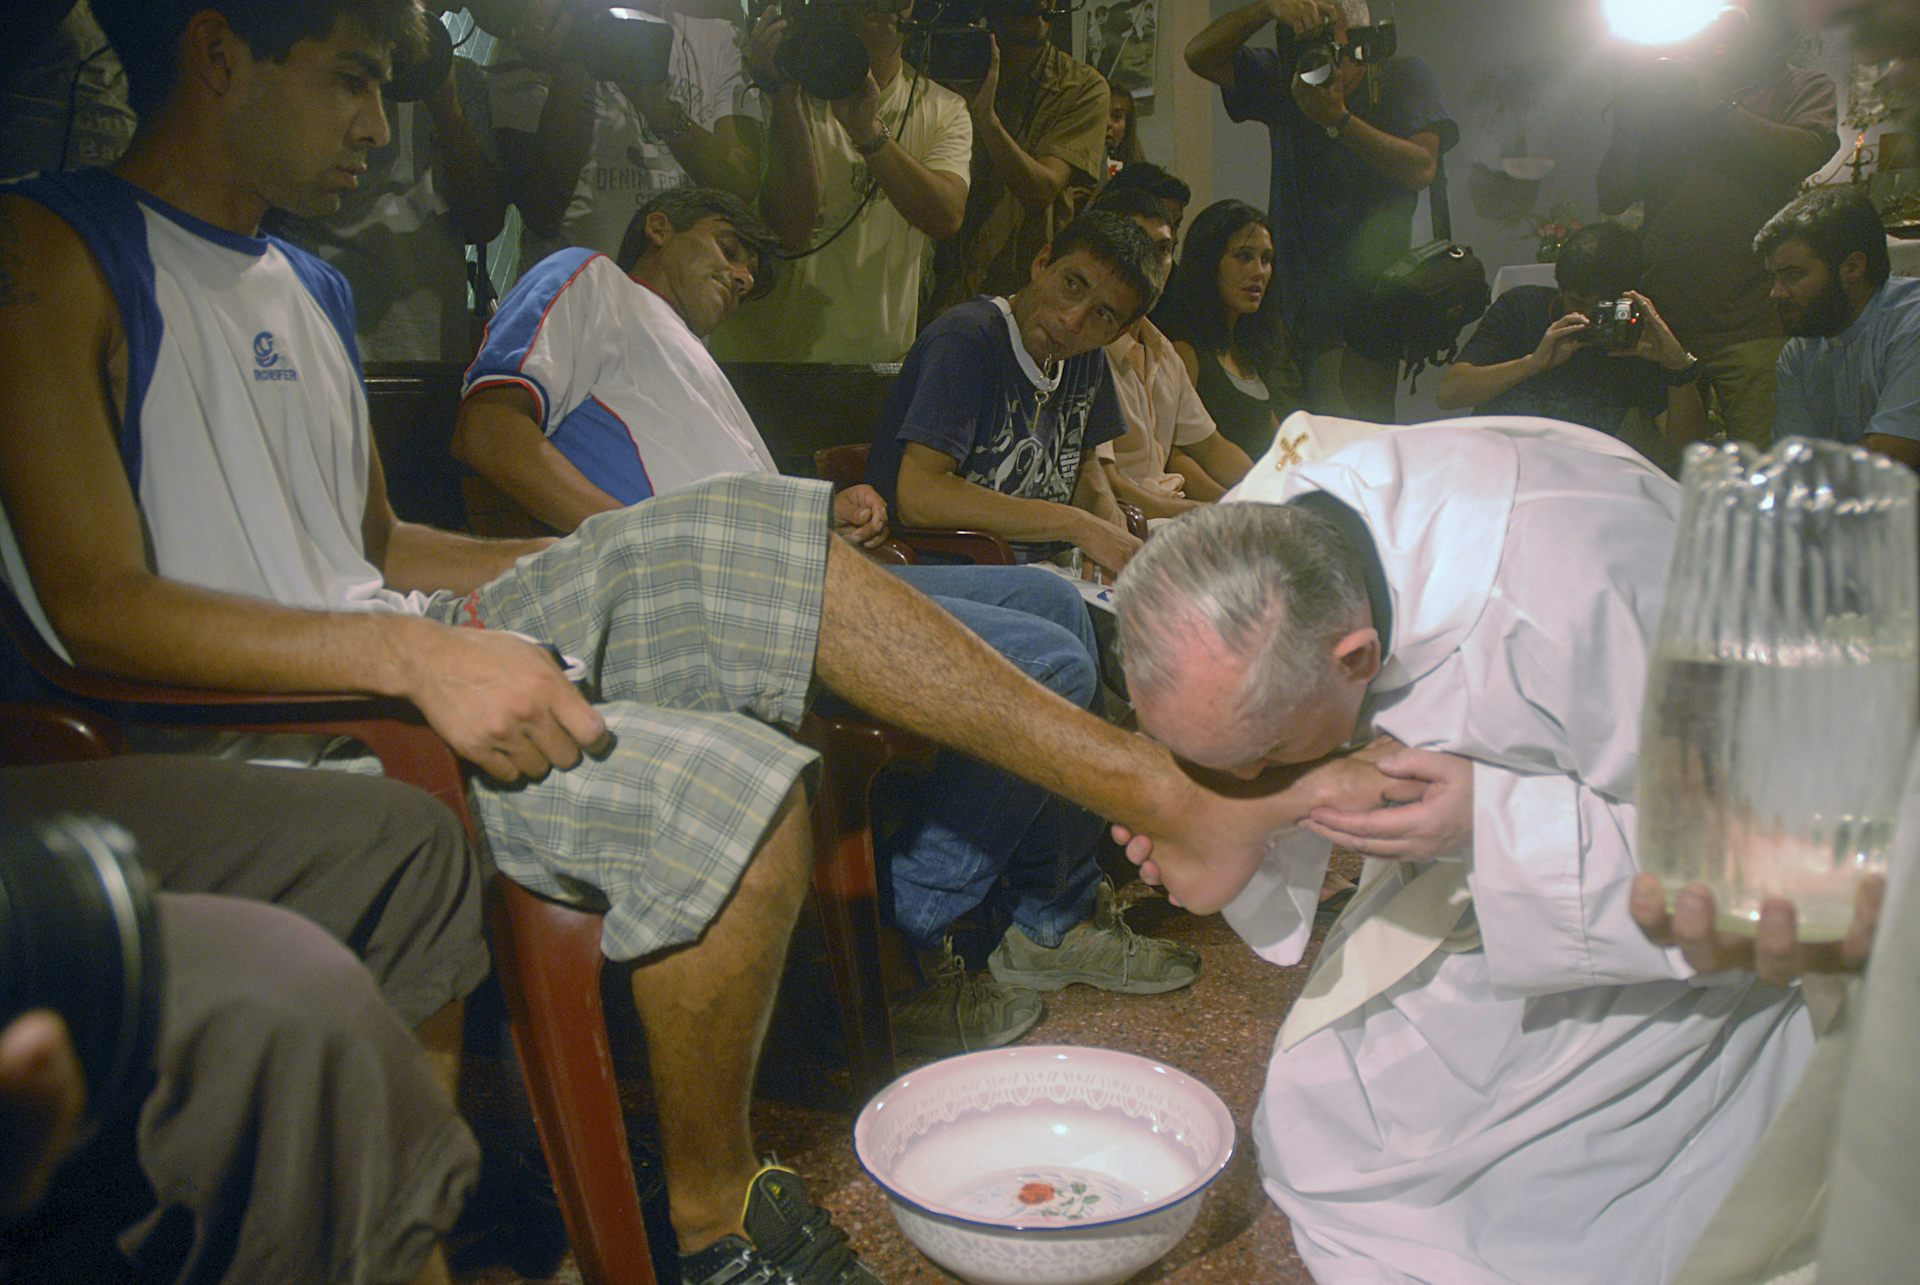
(625, 782), (813, 1251)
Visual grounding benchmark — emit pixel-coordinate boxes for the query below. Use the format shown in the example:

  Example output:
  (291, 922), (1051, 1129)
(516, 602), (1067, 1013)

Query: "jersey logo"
(252, 331), (299, 383)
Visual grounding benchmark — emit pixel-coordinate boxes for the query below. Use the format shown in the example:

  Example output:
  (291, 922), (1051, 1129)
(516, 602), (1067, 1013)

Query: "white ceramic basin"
(853, 1045), (1236, 1285)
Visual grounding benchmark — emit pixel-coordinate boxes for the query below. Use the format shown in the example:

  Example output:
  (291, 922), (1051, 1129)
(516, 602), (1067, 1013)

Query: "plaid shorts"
(426, 474), (833, 961)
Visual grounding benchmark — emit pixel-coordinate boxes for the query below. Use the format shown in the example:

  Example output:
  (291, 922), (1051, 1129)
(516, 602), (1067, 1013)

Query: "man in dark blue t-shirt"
(868, 211), (1156, 573)
(1437, 221), (1707, 472)
(1186, 0), (1456, 424)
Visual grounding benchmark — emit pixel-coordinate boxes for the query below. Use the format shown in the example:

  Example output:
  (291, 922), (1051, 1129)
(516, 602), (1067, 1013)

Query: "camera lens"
(0, 816), (163, 1136)
(777, 2), (874, 101)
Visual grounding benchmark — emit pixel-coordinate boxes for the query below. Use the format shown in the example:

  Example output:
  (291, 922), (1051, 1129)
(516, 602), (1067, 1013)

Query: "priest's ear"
(1332, 627), (1382, 687)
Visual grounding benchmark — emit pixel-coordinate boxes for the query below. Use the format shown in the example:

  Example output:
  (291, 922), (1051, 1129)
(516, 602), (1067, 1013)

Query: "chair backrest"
(721, 363), (898, 478)
(813, 443), (870, 490)
(363, 361), (470, 532)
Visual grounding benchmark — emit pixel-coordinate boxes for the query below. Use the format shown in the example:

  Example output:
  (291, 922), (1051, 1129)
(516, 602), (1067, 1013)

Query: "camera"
(388, 11), (454, 104)
(0, 815), (163, 1139)
(1286, 18), (1398, 87)
(1585, 297), (1645, 350)
(757, 0), (1012, 100)
(467, 1), (676, 86)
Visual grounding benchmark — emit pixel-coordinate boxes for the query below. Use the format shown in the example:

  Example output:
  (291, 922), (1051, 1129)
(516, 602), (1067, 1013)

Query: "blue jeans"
(884, 564), (1106, 951)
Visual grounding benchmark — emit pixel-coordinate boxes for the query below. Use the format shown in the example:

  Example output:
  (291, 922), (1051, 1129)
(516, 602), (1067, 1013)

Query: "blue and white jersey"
(0, 169), (430, 657)
(464, 248), (776, 505)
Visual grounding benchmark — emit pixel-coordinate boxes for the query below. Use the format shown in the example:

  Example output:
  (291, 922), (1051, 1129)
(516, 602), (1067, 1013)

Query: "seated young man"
(1437, 221), (1707, 470)
(1086, 185), (1253, 519)
(866, 210), (1153, 577)
(453, 185), (1200, 1054)
(1758, 186), (1920, 468)
(0, 4), (1398, 1280)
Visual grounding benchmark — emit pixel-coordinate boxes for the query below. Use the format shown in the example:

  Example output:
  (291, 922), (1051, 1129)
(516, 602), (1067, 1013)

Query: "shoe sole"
(891, 1002), (1045, 1058)
(986, 959), (1200, 995)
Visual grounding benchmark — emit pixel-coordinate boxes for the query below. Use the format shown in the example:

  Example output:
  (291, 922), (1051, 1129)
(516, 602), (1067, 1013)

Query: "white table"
(1491, 261), (1557, 299)
(1891, 234), (1920, 278)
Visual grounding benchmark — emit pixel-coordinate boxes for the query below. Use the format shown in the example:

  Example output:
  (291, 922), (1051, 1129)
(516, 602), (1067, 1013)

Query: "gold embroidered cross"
(1273, 433), (1308, 469)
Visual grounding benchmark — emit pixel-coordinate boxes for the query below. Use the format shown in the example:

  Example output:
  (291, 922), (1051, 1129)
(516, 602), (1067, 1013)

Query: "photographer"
(479, 0), (757, 277)
(273, 2), (507, 363)
(1437, 222), (1707, 470)
(924, 0), (1111, 319)
(1186, 0), (1455, 424)
(0, 757), (487, 1285)
(709, 0), (973, 363)
(1597, 0), (1836, 447)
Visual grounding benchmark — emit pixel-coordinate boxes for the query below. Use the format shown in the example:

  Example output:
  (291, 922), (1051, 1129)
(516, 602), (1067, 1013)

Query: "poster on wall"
(1086, 0), (1157, 98)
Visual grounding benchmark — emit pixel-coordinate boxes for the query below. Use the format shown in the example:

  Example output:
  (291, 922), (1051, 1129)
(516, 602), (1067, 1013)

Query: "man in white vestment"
(1110, 415), (1815, 1282)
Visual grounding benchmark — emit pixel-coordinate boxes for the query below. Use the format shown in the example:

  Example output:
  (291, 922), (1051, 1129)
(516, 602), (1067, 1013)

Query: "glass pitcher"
(1638, 437), (1919, 940)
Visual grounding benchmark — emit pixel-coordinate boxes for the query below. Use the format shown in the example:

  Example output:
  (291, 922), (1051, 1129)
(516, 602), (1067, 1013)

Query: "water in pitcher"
(1638, 647), (1917, 941)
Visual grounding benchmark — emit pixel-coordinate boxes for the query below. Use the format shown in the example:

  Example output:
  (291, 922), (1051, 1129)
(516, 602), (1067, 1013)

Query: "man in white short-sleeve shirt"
(477, 0), (752, 276)
(708, 1), (970, 363)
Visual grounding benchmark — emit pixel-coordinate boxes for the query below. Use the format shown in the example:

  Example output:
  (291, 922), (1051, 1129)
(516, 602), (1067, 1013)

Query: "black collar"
(1285, 491), (1393, 661)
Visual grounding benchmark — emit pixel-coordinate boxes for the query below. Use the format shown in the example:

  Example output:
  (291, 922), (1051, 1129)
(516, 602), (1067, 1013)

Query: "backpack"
(1364, 159), (1490, 386)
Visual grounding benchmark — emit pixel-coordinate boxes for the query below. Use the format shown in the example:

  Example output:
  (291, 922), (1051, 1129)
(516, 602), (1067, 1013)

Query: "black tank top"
(1194, 347), (1282, 459)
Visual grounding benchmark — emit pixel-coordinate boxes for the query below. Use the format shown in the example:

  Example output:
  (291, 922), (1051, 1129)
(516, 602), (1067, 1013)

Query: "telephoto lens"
(0, 816), (163, 1140)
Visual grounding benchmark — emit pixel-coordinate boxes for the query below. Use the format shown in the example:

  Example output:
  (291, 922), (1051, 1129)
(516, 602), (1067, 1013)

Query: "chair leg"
(488, 879), (657, 1285)
(803, 716), (914, 1101)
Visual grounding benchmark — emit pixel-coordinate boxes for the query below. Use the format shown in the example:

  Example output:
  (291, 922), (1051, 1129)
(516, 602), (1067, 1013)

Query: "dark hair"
(619, 185), (783, 300)
(1046, 210), (1161, 322)
(1151, 199), (1284, 373)
(1102, 160), (1191, 208)
(1753, 188), (1892, 291)
(91, 0), (426, 118)
(1107, 85), (1144, 165)
(1554, 221), (1642, 299)
(1089, 185), (1172, 228)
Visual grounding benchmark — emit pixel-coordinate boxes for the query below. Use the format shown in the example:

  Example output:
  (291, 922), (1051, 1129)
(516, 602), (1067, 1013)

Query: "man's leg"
(1700, 337), (1787, 448)
(1306, 341), (1399, 424)
(28, 893), (480, 1285)
(0, 757), (490, 1031)
(624, 781), (811, 1250)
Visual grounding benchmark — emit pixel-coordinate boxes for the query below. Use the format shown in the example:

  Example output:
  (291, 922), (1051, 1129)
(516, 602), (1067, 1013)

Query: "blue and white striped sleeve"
(463, 247), (612, 435)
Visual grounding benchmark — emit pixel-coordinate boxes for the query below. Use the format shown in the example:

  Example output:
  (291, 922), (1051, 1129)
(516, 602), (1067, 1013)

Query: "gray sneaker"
(988, 880), (1201, 995)
(889, 938), (1044, 1057)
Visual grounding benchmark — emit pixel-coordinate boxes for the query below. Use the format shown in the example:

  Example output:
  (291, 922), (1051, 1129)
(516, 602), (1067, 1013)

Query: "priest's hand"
(1301, 746), (1473, 860)
(1629, 874), (1884, 985)
(1111, 745), (1427, 912)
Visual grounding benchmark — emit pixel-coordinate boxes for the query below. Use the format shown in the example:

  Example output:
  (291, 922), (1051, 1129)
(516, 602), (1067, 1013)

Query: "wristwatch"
(853, 119), (893, 157)
(1326, 110), (1354, 140)
(1665, 352), (1704, 386)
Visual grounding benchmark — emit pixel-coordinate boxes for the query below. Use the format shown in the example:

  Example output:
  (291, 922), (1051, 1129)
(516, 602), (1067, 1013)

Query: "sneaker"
(888, 938), (1044, 1057)
(988, 879), (1201, 995)
(679, 1162), (883, 1285)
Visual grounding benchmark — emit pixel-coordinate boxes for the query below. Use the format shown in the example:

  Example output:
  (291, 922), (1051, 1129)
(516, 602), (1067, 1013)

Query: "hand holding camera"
(1530, 310), (1593, 375)
(968, 32), (1002, 125)
(1590, 291), (1692, 371)
(1266, 0), (1335, 38)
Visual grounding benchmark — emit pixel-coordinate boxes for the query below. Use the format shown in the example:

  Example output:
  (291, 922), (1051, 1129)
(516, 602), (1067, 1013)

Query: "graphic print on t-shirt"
(961, 383), (1097, 508)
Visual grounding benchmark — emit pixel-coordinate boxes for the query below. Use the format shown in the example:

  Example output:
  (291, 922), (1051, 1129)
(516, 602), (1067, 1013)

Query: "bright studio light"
(1603, 0), (1727, 45)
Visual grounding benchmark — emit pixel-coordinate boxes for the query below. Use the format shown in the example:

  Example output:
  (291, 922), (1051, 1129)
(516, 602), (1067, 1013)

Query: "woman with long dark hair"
(1152, 199), (1307, 458)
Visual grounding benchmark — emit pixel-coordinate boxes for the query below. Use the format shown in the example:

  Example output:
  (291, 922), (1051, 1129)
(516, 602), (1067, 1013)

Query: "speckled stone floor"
(452, 859), (1356, 1285)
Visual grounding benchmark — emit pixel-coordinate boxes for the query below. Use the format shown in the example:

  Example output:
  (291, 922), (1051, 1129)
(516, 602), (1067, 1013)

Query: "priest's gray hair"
(1339, 1), (1372, 27)
(1115, 503), (1370, 724)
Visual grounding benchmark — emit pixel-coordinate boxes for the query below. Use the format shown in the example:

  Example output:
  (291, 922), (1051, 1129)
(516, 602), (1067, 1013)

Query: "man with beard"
(1758, 186), (1920, 466)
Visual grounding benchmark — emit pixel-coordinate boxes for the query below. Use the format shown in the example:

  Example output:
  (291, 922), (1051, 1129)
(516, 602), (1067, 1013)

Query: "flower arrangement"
(1533, 203), (1587, 263)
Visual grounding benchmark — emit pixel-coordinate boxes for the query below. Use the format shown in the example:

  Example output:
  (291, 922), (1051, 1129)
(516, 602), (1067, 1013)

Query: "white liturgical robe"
(1219, 416), (1815, 1283)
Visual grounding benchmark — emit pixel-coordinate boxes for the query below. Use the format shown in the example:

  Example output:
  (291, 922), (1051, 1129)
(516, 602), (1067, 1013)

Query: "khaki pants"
(1699, 337), (1787, 448)
(1304, 341), (1399, 424)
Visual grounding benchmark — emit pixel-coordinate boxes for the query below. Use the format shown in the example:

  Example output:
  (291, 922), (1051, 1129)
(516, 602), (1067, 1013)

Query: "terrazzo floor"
(452, 859), (1354, 1285)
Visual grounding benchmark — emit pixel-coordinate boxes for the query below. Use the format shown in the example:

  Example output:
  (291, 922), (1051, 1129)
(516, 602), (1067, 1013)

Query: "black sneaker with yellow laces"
(678, 1163), (884, 1285)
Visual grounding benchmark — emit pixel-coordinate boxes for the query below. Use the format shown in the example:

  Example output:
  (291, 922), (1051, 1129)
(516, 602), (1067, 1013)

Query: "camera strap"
(1431, 153), (1452, 243)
